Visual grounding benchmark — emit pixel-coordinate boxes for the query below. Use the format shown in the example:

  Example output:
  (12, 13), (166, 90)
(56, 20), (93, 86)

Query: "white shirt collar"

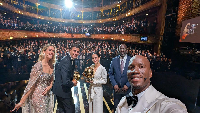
(120, 54), (127, 67)
(120, 54), (127, 60)
(129, 85), (151, 101)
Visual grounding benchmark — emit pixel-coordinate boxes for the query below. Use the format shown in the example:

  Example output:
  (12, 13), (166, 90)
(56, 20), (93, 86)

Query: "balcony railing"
(0, 29), (157, 43)
(0, 0), (161, 23)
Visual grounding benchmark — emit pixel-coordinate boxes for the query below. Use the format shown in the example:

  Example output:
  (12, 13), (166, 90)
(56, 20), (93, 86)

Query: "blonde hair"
(38, 44), (56, 65)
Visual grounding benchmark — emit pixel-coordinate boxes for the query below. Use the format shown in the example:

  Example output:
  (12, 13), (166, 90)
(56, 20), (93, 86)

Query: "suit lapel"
(123, 56), (130, 75)
(131, 85), (164, 112)
(66, 54), (74, 78)
(144, 86), (166, 112)
(117, 56), (121, 73)
(131, 93), (149, 112)
(116, 97), (129, 113)
(120, 56), (130, 76)
(71, 60), (75, 78)
(117, 86), (167, 113)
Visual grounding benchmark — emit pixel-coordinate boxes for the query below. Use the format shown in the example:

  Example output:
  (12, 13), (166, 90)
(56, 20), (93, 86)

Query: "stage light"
(65, 0), (73, 8)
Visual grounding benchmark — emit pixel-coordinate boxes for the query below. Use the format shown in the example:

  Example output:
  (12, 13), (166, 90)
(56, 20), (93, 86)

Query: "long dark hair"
(92, 52), (101, 58)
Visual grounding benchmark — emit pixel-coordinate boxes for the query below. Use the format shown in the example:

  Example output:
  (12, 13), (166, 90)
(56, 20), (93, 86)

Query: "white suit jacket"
(116, 85), (188, 113)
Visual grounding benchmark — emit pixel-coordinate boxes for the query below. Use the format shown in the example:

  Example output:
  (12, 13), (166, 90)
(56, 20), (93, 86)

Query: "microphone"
(144, 78), (147, 81)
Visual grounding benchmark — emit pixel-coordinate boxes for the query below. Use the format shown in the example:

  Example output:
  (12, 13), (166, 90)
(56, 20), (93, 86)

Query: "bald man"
(116, 55), (187, 113)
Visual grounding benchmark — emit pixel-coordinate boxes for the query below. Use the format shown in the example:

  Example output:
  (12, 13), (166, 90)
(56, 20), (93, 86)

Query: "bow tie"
(126, 95), (138, 108)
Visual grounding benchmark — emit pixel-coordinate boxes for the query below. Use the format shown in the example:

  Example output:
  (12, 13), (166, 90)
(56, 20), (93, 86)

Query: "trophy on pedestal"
(82, 65), (94, 82)
(73, 71), (80, 81)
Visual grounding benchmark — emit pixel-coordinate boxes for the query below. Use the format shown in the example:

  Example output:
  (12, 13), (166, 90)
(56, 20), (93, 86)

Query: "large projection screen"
(180, 16), (200, 43)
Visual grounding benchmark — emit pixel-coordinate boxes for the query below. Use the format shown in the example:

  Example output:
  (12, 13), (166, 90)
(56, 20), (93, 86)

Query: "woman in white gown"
(87, 52), (107, 113)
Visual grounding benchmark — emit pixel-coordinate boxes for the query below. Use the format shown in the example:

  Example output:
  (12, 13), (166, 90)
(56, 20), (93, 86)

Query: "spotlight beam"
(65, 0), (73, 8)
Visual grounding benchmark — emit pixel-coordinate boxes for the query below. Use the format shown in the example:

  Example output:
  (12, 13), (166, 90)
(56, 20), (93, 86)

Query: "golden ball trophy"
(82, 65), (94, 82)
(73, 71), (80, 81)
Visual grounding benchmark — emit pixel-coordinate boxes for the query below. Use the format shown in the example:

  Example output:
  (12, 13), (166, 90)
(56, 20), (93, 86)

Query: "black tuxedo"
(53, 53), (75, 113)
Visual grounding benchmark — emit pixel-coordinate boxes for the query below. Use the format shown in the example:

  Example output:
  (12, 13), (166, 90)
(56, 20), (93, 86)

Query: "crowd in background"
(0, 9), (156, 35)
(1, 0), (152, 19)
(0, 38), (172, 76)
(0, 0), (164, 77)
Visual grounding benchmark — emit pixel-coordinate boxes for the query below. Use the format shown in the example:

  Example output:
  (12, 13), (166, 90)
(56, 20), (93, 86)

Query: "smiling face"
(119, 44), (127, 58)
(44, 46), (55, 60)
(69, 47), (80, 59)
(92, 54), (100, 64)
(127, 55), (152, 91)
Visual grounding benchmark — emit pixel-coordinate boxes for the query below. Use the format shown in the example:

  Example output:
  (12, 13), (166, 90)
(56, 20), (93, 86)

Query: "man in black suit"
(53, 43), (80, 113)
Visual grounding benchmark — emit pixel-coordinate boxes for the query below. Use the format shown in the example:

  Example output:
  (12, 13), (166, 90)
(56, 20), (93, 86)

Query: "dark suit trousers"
(56, 95), (75, 113)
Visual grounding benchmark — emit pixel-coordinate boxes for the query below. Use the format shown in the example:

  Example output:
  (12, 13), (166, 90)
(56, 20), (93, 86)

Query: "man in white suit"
(116, 55), (187, 113)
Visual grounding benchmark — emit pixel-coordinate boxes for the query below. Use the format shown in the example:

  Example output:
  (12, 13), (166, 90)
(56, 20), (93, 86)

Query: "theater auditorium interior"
(0, 0), (200, 113)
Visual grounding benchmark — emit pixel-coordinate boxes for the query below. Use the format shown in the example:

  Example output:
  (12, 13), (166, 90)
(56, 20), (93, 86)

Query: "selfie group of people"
(11, 43), (187, 113)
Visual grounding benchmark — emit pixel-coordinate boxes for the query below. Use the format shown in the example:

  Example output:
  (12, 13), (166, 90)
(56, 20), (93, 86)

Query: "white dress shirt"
(128, 86), (150, 111)
(120, 54), (127, 71)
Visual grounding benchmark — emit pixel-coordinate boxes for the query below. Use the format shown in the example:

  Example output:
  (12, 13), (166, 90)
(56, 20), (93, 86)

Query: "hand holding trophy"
(82, 65), (94, 83)
(73, 71), (80, 81)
